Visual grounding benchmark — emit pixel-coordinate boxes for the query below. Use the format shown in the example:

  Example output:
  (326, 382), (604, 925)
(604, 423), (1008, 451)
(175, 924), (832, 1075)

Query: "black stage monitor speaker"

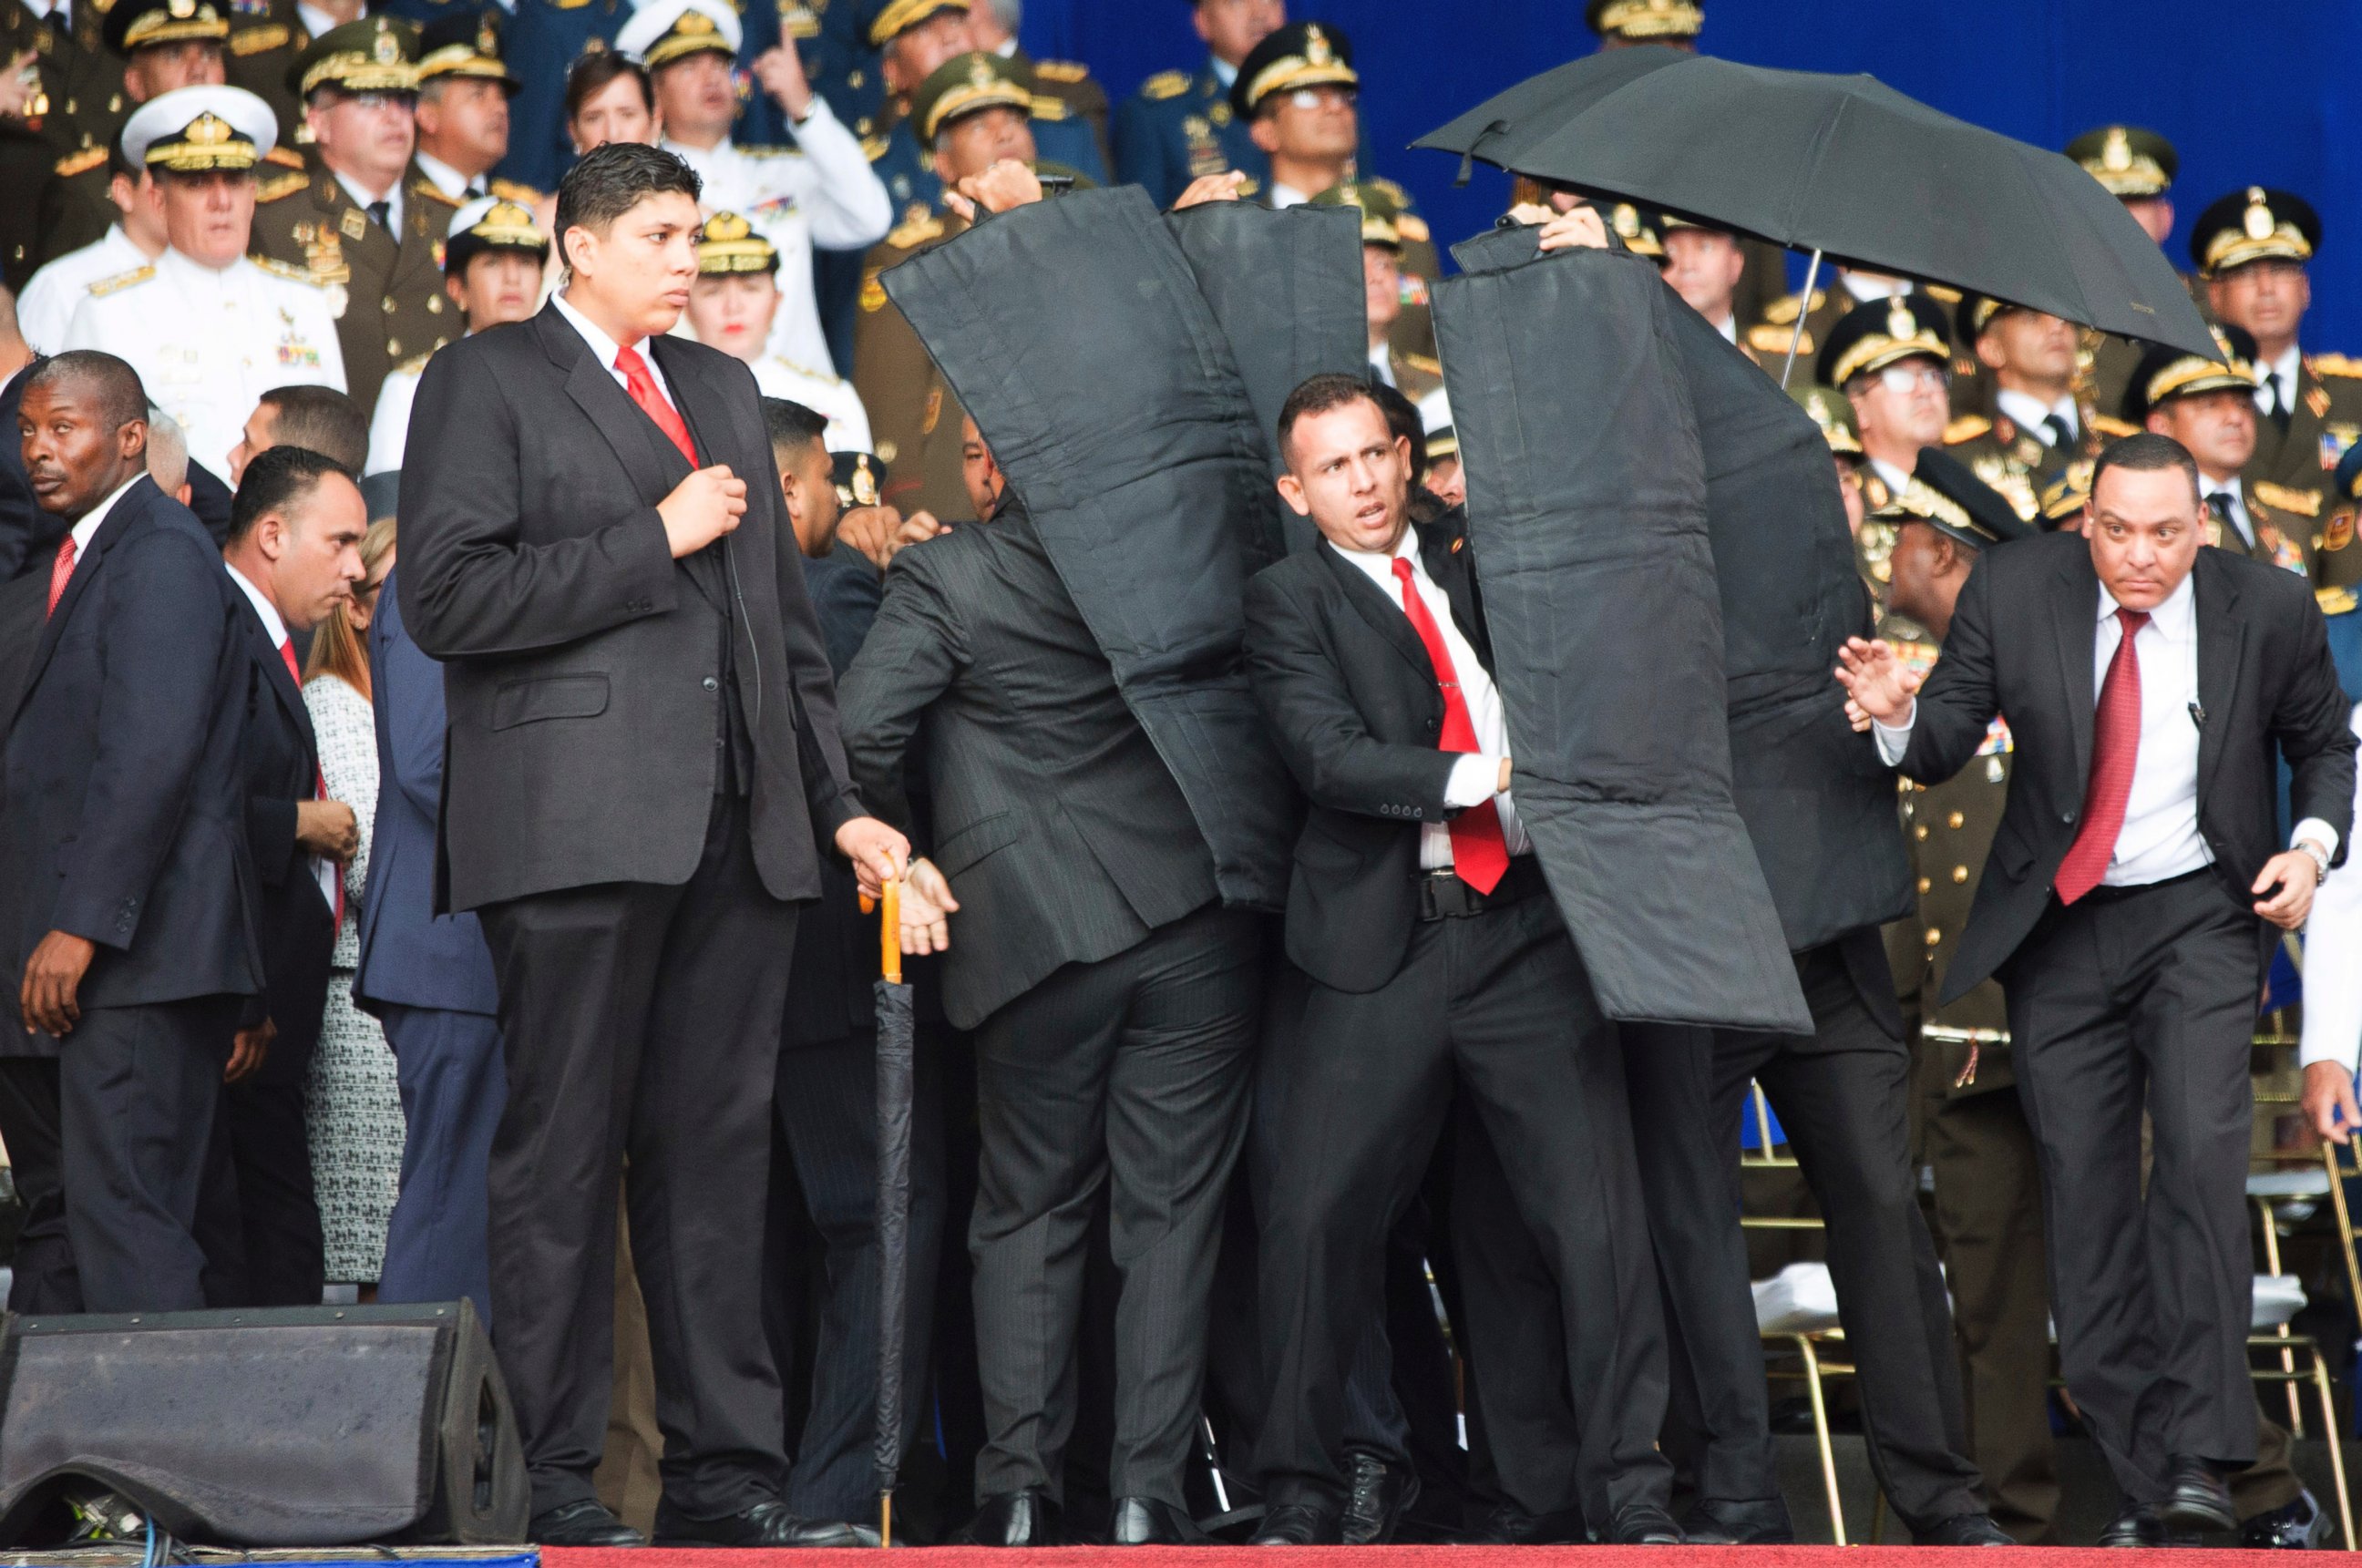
(0, 1299), (527, 1548)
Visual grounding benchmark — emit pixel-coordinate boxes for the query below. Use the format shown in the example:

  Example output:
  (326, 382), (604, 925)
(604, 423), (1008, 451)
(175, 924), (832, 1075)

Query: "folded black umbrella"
(1414, 54), (2218, 363)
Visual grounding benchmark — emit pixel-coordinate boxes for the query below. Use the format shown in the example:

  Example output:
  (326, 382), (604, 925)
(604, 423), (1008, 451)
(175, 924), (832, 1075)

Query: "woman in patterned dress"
(303, 514), (406, 1294)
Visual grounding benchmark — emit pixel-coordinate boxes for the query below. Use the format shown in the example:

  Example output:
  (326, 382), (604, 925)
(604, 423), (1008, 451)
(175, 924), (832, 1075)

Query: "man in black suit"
(200, 446), (368, 1307)
(3, 350), (262, 1312)
(1839, 432), (2357, 1545)
(0, 304), (55, 579)
(837, 427), (1264, 1548)
(1237, 373), (1673, 1547)
(398, 143), (908, 1551)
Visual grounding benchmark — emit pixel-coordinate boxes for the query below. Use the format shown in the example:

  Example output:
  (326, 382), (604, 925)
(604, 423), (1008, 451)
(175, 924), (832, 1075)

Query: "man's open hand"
(837, 815), (909, 898)
(658, 465), (747, 559)
(1833, 636), (1921, 727)
(297, 798), (359, 861)
(2304, 1060), (2360, 1145)
(898, 858), (960, 955)
(21, 931), (95, 1037)
(2252, 848), (2321, 930)
(227, 1018), (275, 1083)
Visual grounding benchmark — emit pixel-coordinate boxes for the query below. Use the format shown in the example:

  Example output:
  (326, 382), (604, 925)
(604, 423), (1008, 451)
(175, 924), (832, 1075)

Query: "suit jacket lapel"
(542, 307), (691, 509)
(2053, 545), (2100, 789)
(649, 340), (744, 612)
(15, 478), (157, 725)
(2193, 553), (2244, 803)
(1319, 538), (1434, 684)
(244, 600), (318, 757)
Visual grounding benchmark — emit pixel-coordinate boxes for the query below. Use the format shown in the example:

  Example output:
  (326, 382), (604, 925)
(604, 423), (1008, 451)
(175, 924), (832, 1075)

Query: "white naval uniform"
(365, 350), (431, 475)
(748, 354), (872, 453)
(17, 224), (151, 353)
(63, 246), (346, 481)
(664, 98), (891, 376)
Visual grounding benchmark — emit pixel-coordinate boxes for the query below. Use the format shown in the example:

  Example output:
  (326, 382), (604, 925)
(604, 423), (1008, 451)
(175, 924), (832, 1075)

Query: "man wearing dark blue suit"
(1112, 0), (1279, 209)
(4, 351), (263, 1312)
(358, 533), (508, 1320)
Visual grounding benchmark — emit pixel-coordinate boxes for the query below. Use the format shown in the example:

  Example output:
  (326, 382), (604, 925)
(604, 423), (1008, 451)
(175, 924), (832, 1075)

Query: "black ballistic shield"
(1433, 229), (1810, 1033)
(880, 188), (1298, 909)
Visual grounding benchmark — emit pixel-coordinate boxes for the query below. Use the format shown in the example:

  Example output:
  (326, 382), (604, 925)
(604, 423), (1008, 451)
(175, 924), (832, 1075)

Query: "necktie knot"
(2116, 607), (2149, 639)
(1391, 556), (1414, 587)
(615, 344), (698, 466)
(365, 198), (391, 231)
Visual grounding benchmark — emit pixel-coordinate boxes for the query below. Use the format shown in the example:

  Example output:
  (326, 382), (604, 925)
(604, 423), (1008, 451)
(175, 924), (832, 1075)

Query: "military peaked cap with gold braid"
(2065, 124), (2176, 200)
(911, 51), (1031, 145)
(1895, 447), (2037, 550)
(615, 0), (740, 69)
(1586, 0), (1702, 40)
(1817, 293), (1952, 389)
(867, 0), (967, 47)
(443, 194), (548, 275)
(292, 15), (418, 97)
(417, 8), (520, 91)
(124, 83), (277, 171)
(2190, 186), (2319, 278)
(1231, 21), (1356, 119)
(2121, 323), (2260, 424)
(694, 210), (779, 275)
(103, 0), (230, 58)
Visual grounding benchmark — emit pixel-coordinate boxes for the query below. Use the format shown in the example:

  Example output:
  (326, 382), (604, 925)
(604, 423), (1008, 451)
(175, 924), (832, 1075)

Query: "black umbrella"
(1413, 53), (2220, 380)
(868, 879), (915, 1547)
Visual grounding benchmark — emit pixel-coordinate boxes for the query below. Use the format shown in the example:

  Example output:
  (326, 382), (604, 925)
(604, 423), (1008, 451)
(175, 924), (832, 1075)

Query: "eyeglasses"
(336, 90), (416, 114)
(1877, 362), (1948, 395)
(1283, 85), (1356, 112)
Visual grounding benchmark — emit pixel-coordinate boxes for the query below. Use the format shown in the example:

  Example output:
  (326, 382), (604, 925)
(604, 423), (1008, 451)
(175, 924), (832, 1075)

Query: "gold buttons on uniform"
(1925, 928), (1942, 946)
(426, 295), (443, 313)
(1952, 866), (1968, 883)
(1917, 876), (1931, 894)
(386, 337), (400, 355)
(1915, 825), (1928, 841)
(383, 295), (396, 313)
(1946, 810), (1965, 828)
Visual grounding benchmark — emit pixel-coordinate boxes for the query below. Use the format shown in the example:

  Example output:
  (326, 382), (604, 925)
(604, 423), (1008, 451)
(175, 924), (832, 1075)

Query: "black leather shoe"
(2099, 1503), (2169, 1548)
(653, 1498), (876, 1547)
(2161, 1457), (2237, 1533)
(1111, 1497), (1205, 1545)
(1604, 1503), (1685, 1544)
(954, 1489), (1061, 1547)
(1340, 1450), (1419, 1545)
(1917, 1512), (2016, 1546)
(1463, 1501), (1587, 1545)
(1679, 1497), (1794, 1545)
(1250, 1501), (1342, 1545)
(2244, 1490), (2336, 1550)
(529, 1499), (648, 1547)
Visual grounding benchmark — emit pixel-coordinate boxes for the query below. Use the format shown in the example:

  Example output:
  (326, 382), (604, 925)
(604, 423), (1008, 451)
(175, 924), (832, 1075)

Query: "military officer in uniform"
(1762, 271), (1958, 394)
(1940, 292), (2085, 523)
(1311, 181), (1440, 405)
(2128, 324), (2316, 579)
(2191, 187), (2362, 497)
(1822, 293), (1956, 513)
(2326, 443), (2362, 612)
(17, 129), (165, 347)
(862, 0), (976, 223)
(683, 210), (872, 452)
(411, 9), (533, 206)
(380, 0), (623, 197)
(1794, 382), (1868, 537)
(1586, 0), (1700, 48)
(214, 0), (326, 147)
(250, 16), (458, 415)
(62, 83), (344, 477)
(2064, 126), (2191, 421)
(364, 190), (543, 473)
(0, 0), (133, 287)
(1112, 0), (1278, 209)
(961, 0), (1107, 179)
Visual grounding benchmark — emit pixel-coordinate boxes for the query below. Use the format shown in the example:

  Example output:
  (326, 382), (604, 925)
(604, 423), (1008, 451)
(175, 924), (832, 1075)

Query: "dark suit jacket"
(1899, 530), (2357, 1001)
(837, 501), (1218, 1030)
(397, 302), (858, 912)
(353, 568), (498, 1018)
(234, 595), (334, 1083)
(786, 544), (884, 1046)
(1242, 517), (1490, 996)
(0, 359), (64, 582)
(0, 477), (261, 1009)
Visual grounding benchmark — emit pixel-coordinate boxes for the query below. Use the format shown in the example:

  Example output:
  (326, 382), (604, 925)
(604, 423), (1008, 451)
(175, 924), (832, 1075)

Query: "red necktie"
(615, 343), (697, 467)
(45, 536), (75, 617)
(281, 640), (344, 928)
(1392, 555), (1509, 895)
(2054, 607), (2150, 905)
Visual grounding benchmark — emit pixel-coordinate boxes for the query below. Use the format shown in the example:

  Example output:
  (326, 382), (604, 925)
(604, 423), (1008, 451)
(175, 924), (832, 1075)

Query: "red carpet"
(542, 1547), (2310, 1565)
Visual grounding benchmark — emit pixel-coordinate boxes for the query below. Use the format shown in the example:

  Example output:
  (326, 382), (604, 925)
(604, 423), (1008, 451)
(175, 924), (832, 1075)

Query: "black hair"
(2090, 431), (2202, 510)
(1366, 378), (1426, 486)
(554, 140), (701, 276)
(1277, 370), (1386, 466)
(257, 384), (369, 474)
(26, 350), (148, 432)
(107, 125), (139, 183)
(761, 396), (828, 455)
(565, 49), (653, 123)
(227, 443), (353, 544)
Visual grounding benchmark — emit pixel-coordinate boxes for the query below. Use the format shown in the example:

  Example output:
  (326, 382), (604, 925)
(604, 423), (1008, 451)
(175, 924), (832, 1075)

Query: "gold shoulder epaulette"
(1141, 68), (1188, 100)
(1924, 282), (1961, 302)
(53, 145), (107, 178)
(257, 169), (308, 201)
(2309, 353), (2362, 379)
(1762, 289), (1824, 327)
(414, 180), (461, 206)
(262, 145), (304, 169)
(885, 211), (943, 250)
(1404, 353), (1442, 376)
(1944, 414), (1992, 445)
(229, 22), (288, 53)
(1396, 212), (1429, 243)
(1747, 323), (1805, 354)
(1030, 97), (1070, 121)
(2319, 586), (2357, 616)
(1034, 58), (1088, 83)
(741, 142), (804, 159)
(86, 263), (154, 297)
(2090, 413), (2141, 438)
(2254, 480), (2323, 517)
(488, 177), (543, 204)
(1368, 176), (1410, 205)
(861, 134), (889, 161)
(395, 347), (435, 374)
(252, 255), (324, 285)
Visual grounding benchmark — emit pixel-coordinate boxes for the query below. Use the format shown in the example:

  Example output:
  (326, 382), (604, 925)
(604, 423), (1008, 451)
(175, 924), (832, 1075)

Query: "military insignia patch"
(2324, 509), (2355, 552)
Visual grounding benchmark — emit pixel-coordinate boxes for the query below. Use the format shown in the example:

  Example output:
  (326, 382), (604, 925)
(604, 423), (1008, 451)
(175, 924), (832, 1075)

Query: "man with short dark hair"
(411, 10), (525, 205)
(1839, 432), (2357, 1546)
(2129, 326), (2314, 579)
(2, 349), (262, 1312)
(229, 383), (370, 483)
(400, 138), (906, 1550)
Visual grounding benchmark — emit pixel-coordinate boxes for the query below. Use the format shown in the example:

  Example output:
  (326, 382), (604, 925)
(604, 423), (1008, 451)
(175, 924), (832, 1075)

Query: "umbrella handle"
(881, 878), (901, 985)
(879, 1490), (893, 1549)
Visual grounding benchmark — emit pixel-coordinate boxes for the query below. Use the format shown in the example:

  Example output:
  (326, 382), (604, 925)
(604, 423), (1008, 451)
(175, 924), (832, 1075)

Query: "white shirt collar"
(224, 560), (290, 649)
(1842, 273), (1910, 303)
(23, 0), (64, 24)
(413, 149), (478, 201)
(1995, 386), (2076, 438)
(1334, 519), (1422, 574)
(1870, 455), (1913, 497)
(1208, 55), (1237, 88)
(552, 289), (673, 399)
(159, 243), (239, 282)
(67, 474), (142, 559)
(334, 169), (400, 228)
(1713, 312), (1737, 343)
(1269, 182), (1309, 210)
(2262, 343), (2303, 396)
(991, 36), (1017, 58)
(294, 0), (339, 39)
(662, 133), (731, 164)
(2096, 567), (2195, 639)
(1366, 340), (1393, 385)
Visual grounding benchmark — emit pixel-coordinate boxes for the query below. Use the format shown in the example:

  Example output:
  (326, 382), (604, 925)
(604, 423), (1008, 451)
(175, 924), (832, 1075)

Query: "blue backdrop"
(1020, 2), (2353, 347)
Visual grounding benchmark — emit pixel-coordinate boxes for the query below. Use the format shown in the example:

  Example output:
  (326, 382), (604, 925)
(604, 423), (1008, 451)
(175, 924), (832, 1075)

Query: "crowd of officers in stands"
(2, 0), (2359, 1547)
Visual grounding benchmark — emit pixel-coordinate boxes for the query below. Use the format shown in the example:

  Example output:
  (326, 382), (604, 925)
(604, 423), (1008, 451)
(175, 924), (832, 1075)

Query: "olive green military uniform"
(2249, 354), (2362, 498)
(853, 203), (969, 520)
(1008, 50), (1108, 174)
(0, 0), (123, 286)
(250, 154), (462, 416)
(221, 0), (311, 144)
(1938, 412), (2060, 526)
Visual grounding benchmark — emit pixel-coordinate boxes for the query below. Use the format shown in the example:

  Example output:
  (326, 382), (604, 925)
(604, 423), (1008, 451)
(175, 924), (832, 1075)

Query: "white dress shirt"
(663, 98), (891, 376)
(1366, 340), (1394, 387)
(56, 475), (143, 579)
(225, 562), (340, 913)
(336, 169), (403, 235)
(19, 0), (66, 22)
(1712, 313), (1738, 345)
(1332, 526), (1529, 870)
(294, 0), (341, 40)
(1995, 387), (2078, 448)
(2256, 343), (2304, 421)
(1874, 570), (2339, 886)
(2299, 702), (2362, 1071)
(2201, 477), (2256, 549)
(413, 150), (484, 202)
(553, 290), (678, 414)
(16, 224), (150, 353)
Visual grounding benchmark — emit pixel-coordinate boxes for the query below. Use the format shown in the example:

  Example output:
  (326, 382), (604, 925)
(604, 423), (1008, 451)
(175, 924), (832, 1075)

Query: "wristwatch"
(2298, 838), (2333, 885)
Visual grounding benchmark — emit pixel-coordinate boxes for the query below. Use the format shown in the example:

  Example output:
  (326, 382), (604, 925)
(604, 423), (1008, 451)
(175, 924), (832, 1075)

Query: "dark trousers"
(764, 1025), (945, 1522)
(199, 1071), (326, 1306)
(2002, 871), (2262, 1501)
(970, 902), (1260, 1508)
(0, 1056), (78, 1311)
(478, 794), (799, 1519)
(377, 1003), (506, 1322)
(1257, 878), (1669, 1528)
(59, 997), (239, 1310)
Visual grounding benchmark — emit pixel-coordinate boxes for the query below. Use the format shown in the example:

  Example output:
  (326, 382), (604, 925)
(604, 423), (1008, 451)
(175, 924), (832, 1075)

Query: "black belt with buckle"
(1416, 855), (1546, 921)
